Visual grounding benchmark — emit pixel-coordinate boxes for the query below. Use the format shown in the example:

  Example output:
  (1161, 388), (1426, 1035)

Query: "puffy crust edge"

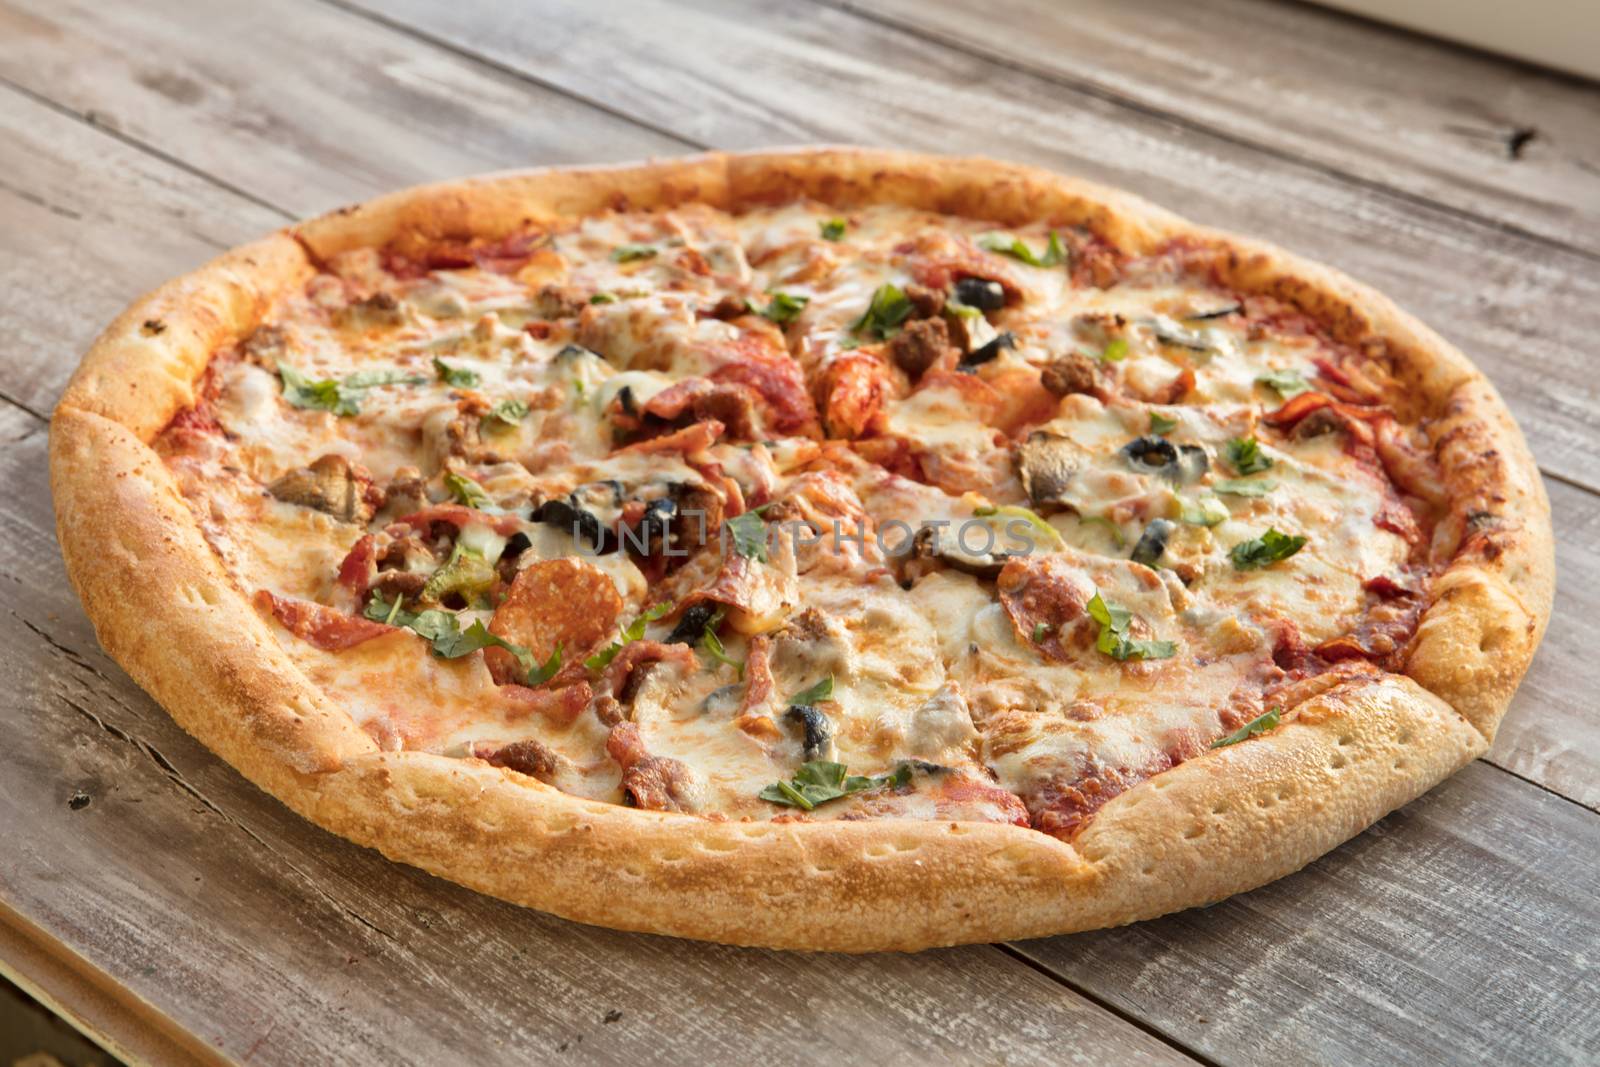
(50, 148), (1541, 950)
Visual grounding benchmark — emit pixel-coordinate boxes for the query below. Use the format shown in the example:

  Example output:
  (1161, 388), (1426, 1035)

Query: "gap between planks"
(820, 0), (1600, 268)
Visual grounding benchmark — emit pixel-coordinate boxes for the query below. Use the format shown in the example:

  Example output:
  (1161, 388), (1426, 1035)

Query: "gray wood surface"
(845, 0), (1600, 253)
(0, 0), (1596, 1063)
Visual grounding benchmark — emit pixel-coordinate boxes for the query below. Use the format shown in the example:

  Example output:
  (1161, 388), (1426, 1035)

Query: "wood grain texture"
(347, 0), (1600, 499)
(1019, 761), (1600, 1066)
(842, 0), (1600, 254)
(0, 400), (1193, 1064)
(0, 86), (286, 418)
(0, 0), (688, 216)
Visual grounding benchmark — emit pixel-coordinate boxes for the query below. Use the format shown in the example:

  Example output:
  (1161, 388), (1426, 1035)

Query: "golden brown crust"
(50, 148), (1552, 951)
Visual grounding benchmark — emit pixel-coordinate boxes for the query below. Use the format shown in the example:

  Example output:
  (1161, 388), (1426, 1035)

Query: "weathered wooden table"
(1, 1), (1596, 1063)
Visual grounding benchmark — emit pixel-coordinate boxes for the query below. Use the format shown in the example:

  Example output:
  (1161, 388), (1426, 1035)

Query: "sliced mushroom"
(911, 525), (1009, 580)
(268, 454), (374, 524)
(786, 703), (836, 762)
(1017, 431), (1088, 509)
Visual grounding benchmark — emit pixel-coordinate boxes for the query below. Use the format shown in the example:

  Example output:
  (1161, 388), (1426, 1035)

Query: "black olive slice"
(1130, 518), (1175, 569)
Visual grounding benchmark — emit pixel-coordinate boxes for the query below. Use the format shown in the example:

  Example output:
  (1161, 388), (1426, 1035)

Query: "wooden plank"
(337, 0), (1600, 501)
(842, 0), (1600, 255)
(0, 401), (1192, 1065)
(1490, 478), (1600, 810)
(0, 84), (288, 419)
(1019, 761), (1600, 1066)
(0, 0), (689, 209)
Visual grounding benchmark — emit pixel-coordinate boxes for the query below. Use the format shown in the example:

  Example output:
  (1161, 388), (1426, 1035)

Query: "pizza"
(50, 149), (1553, 951)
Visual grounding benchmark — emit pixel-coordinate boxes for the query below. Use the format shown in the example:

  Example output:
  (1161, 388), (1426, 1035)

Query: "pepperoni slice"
(487, 559), (624, 685)
(254, 590), (393, 651)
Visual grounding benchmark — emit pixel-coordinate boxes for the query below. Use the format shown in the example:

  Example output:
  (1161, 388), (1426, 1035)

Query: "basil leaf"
(759, 291), (809, 326)
(725, 507), (770, 562)
(611, 243), (657, 263)
(1086, 590), (1177, 662)
(365, 596), (555, 684)
(277, 363), (357, 416)
(1099, 337), (1130, 362)
(278, 363), (428, 416)
(819, 217), (847, 241)
(789, 675), (834, 706)
(433, 357), (479, 388)
(701, 622), (744, 677)
(1211, 707), (1282, 749)
(584, 601), (674, 672)
(1226, 436), (1274, 475)
(1256, 368), (1311, 399)
(1213, 477), (1276, 497)
(483, 397), (530, 431)
(851, 283), (914, 340)
(978, 230), (1066, 268)
(1149, 411), (1178, 435)
(760, 759), (912, 809)
(1230, 527), (1308, 570)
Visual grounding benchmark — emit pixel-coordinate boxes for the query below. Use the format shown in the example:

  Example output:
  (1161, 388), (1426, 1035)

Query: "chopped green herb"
(789, 675), (835, 706)
(589, 291), (618, 304)
(584, 601), (675, 672)
(1211, 707), (1282, 749)
(1098, 337), (1130, 362)
(974, 504), (1065, 549)
(277, 363), (424, 416)
(433, 357), (479, 388)
(1086, 590), (1178, 662)
(725, 506), (771, 562)
(759, 760), (913, 810)
(1150, 411), (1179, 435)
(1031, 621), (1051, 643)
(1256, 368), (1312, 399)
(978, 230), (1066, 268)
(701, 621), (744, 678)
(820, 217), (848, 241)
(1213, 478), (1276, 497)
(758, 291), (810, 326)
(611, 243), (657, 263)
(1226, 436), (1274, 475)
(944, 300), (982, 320)
(483, 397), (530, 431)
(851, 283), (914, 340)
(1230, 527), (1308, 570)
(363, 595), (557, 685)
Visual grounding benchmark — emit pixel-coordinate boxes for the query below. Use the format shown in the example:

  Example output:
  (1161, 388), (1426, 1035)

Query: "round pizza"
(50, 149), (1553, 951)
